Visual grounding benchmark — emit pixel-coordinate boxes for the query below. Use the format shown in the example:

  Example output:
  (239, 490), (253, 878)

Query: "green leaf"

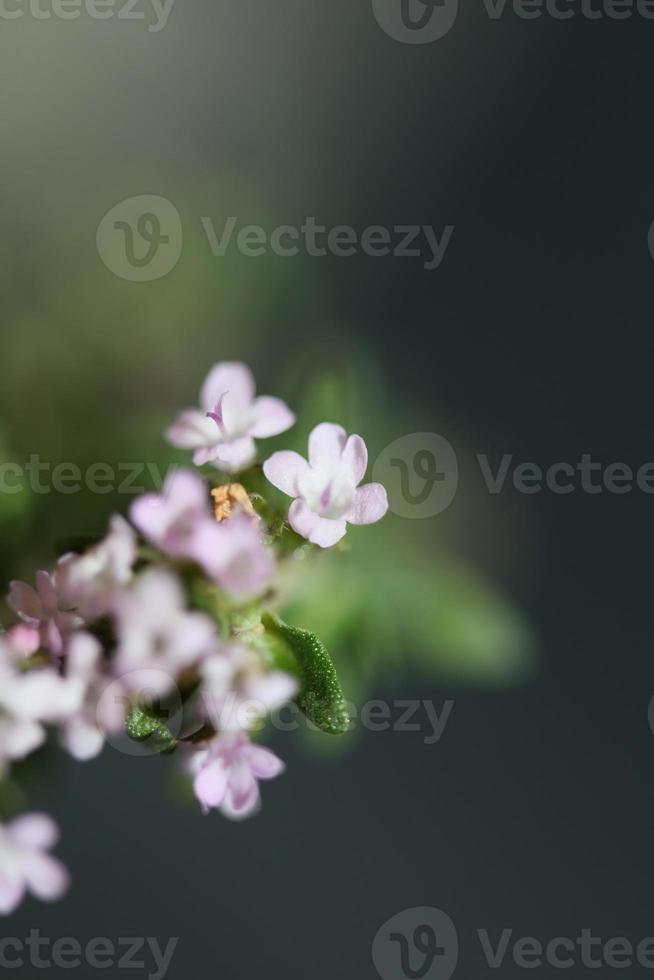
(126, 707), (177, 754)
(262, 613), (350, 735)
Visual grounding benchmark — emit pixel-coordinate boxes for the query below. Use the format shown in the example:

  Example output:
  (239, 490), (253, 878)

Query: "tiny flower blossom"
(203, 511), (276, 600)
(189, 733), (285, 819)
(59, 633), (125, 762)
(130, 468), (219, 564)
(130, 469), (275, 600)
(200, 642), (297, 734)
(0, 628), (85, 774)
(112, 568), (217, 696)
(8, 571), (83, 656)
(0, 813), (69, 915)
(166, 361), (295, 473)
(56, 515), (137, 621)
(263, 422), (389, 547)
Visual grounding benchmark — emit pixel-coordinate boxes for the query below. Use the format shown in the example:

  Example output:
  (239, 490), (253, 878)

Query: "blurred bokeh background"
(2, 2), (653, 977)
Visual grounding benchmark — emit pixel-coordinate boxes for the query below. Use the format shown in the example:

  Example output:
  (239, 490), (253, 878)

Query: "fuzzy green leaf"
(262, 613), (349, 735)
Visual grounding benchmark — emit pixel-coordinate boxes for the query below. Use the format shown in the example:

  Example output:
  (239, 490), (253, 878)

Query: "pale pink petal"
(0, 874), (25, 915)
(130, 469), (209, 547)
(209, 437), (256, 474)
(8, 813), (58, 850)
(0, 717), (45, 759)
(8, 581), (43, 624)
(288, 498), (320, 540)
(222, 763), (260, 819)
(194, 759), (228, 811)
(36, 571), (58, 616)
(342, 434), (368, 485)
(10, 672), (85, 721)
(6, 626), (40, 657)
(243, 744), (285, 780)
(263, 451), (310, 498)
(22, 852), (70, 902)
(308, 423), (347, 469)
(347, 483), (389, 525)
(65, 633), (101, 680)
(288, 500), (347, 548)
(129, 493), (173, 541)
(46, 619), (64, 657)
(61, 716), (105, 761)
(166, 410), (217, 450)
(200, 362), (255, 414)
(249, 397), (296, 438)
(244, 672), (298, 714)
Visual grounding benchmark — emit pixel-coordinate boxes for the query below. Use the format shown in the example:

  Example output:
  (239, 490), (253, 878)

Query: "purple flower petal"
(166, 410), (217, 450)
(222, 763), (260, 819)
(22, 852), (70, 902)
(208, 437), (256, 474)
(0, 874), (25, 915)
(200, 362), (255, 414)
(194, 759), (228, 812)
(244, 744), (285, 781)
(8, 581), (43, 624)
(249, 397), (296, 438)
(347, 483), (389, 525)
(263, 451), (310, 498)
(308, 422), (347, 469)
(8, 813), (58, 850)
(288, 499), (347, 548)
(342, 434), (368, 485)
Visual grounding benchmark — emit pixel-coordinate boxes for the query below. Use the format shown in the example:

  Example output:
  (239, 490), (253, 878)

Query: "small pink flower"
(199, 512), (276, 600)
(130, 468), (218, 564)
(0, 813), (70, 915)
(112, 569), (217, 696)
(59, 633), (125, 762)
(189, 733), (285, 819)
(200, 642), (297, 734)
(166, 361), (295, 473)
(130, 469), (275, 600)
(56, 515), (136, 621)
(263, 422), (389, 547)
(0, 630), (85, 774)
(8, 571), (83, 656)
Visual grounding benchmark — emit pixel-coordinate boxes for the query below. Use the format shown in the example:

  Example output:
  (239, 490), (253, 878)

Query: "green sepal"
(262, 613), (350, 735)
